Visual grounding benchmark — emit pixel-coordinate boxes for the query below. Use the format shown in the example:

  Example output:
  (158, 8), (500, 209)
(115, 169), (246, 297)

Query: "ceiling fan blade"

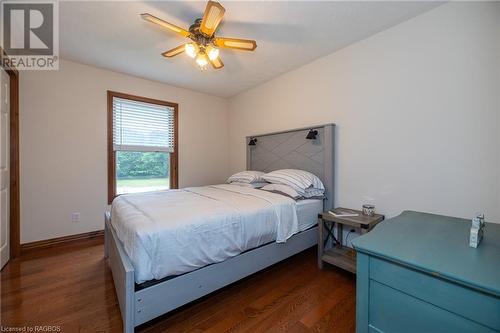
(141, 13), (190, 38)
(200, 1), (225, 37)
(162, 44), (186, 58)
(210, 56), (224, 69)
(214, 37), (257, 51)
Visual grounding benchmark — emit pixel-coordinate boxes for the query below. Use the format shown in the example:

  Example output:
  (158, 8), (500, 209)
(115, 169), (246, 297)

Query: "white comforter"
(111, 184), (299, 283)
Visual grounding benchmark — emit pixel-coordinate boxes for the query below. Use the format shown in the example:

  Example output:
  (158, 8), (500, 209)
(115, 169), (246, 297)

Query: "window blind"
(113, 97), (175, 152)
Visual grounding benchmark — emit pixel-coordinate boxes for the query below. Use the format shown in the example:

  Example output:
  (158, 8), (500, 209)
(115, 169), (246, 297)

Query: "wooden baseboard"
(21, 230), (104, 253)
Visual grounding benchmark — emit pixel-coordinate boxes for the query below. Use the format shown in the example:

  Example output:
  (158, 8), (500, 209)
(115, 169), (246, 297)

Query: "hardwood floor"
(1, 237), (356, 332)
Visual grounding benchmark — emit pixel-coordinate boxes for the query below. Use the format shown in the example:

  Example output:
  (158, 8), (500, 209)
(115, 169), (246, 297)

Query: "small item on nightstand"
(362, 204), (375, 216)
(469, 213), (485, 248)
(329, 210), (359, 218)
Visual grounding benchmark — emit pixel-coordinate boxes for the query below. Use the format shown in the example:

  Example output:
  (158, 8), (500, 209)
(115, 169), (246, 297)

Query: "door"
(0, 68), (10, 269)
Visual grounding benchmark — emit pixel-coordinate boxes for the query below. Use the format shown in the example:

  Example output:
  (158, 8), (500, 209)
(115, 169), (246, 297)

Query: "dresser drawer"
(369, 280), (496, 333)
(369, 257), (500, 331)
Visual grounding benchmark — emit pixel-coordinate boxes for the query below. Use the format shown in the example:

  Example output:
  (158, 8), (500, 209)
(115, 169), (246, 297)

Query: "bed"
(105, 124), (335, 332)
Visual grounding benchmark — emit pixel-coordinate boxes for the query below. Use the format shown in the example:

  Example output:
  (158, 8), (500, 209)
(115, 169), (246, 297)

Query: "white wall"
(20, 59), (229, 243)
(19, 2), (500, 243)
(229, 2), (500, 221)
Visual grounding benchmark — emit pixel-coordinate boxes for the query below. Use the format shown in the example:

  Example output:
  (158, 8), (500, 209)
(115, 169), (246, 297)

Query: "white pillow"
(227, 171), (266, 184)
(230, 182), (268, 189)
(304, 187), (326, 199)
(262, 169), (325, 197)
(261, 184), (302, 200)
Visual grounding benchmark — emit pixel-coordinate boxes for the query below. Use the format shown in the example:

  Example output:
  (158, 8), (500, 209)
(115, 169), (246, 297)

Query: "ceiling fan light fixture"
(195, 52), (209, 69)
(185, 43), (198, 58)
(207, 46), (219, 61)
(142, 1), (257, 71)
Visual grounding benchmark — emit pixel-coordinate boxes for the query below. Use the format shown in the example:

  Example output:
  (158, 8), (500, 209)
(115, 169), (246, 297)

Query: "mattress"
(111, 184), (300, 283)
(296, 199), (323, 231)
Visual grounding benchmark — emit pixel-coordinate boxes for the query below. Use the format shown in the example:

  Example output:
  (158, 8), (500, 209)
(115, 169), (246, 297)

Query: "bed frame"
(105, 124), (335, 332)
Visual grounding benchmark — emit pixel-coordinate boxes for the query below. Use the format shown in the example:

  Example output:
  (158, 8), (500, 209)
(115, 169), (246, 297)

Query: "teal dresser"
(352, 211), (500, 333)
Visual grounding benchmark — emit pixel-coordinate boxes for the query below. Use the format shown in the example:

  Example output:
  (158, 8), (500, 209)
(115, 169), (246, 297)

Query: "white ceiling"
(60, 1), (442, 98)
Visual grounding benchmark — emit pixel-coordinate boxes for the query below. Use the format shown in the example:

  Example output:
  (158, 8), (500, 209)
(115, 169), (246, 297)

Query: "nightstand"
(318, 207), (384, 273)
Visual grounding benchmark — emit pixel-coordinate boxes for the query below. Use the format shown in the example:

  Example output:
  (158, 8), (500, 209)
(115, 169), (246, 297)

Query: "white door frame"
(0, 49), (20, 263)
(0, 67), (9, 268)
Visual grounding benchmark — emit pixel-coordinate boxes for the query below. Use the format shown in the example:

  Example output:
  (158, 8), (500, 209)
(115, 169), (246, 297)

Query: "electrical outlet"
(72, 212), (81, 223)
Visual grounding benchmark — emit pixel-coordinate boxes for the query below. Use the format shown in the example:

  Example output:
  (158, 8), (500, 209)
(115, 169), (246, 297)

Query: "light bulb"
(185, 43), (197, 58)
(195, 53), (208, 68)
(207, 46), (219, 61)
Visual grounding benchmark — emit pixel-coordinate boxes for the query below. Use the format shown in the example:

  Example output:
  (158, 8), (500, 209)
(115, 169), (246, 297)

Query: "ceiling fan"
(141, 1), (257, 71)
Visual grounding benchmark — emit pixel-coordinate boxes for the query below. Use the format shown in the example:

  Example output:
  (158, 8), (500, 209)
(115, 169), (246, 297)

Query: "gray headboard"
(246, 124), (335, 210)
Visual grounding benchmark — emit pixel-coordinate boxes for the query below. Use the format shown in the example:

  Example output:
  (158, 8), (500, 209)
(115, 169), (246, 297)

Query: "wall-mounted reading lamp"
(306, 129), (318, 140)
(248, 138), (258, 146)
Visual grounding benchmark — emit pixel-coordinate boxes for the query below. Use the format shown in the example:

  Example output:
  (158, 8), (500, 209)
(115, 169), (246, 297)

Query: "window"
(107, 91), (178, 203)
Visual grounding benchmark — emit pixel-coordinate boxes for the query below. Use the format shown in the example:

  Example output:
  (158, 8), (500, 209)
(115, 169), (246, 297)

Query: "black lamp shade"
(306, 129), (318, 140)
